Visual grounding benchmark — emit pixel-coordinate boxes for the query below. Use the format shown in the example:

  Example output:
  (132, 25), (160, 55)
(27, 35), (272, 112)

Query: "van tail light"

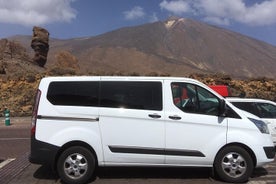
(31, 89), (41, 136)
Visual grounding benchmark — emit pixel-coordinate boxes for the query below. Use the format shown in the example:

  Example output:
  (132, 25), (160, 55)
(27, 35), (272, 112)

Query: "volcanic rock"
(31, 26), (49, 67)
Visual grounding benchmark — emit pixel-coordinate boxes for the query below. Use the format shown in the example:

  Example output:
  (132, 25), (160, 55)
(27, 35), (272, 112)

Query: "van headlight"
(248, 118), (269, 134)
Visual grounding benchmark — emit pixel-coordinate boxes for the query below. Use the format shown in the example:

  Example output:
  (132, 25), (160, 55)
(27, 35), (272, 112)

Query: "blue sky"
(1, 0), (276, 46)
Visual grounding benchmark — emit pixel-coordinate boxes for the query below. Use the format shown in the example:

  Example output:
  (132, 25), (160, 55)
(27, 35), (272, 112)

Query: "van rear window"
(47, 81), (99, 106)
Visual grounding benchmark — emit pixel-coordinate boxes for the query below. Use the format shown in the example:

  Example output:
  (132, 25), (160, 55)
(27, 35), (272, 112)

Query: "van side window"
(171, 83), (220, 115)
(100, 81), (162, 110)
(47, 82), (99, 106)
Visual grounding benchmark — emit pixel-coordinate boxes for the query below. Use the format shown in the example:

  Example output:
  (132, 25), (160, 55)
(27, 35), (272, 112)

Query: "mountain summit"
(9, 17), (276, 78)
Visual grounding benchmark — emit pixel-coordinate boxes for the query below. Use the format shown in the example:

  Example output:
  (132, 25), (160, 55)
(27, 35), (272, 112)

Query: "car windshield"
(255, 103), (276, 119)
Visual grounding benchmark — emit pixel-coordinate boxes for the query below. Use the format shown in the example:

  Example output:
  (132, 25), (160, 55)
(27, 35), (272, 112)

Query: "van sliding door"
(99, 80), (165, 165)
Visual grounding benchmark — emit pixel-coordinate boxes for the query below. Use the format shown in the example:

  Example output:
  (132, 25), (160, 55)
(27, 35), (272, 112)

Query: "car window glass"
(171, 82), (220, 116)
(100, 81), (162, 111)
(231, 102), (258, 116)
(47, 81), (100, 106)
(255, 103), (276, 118)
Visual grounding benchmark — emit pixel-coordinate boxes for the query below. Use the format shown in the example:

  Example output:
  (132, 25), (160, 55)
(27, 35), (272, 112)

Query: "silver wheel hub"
(64, 153), (88, 179)
(221, 152), (247, 178)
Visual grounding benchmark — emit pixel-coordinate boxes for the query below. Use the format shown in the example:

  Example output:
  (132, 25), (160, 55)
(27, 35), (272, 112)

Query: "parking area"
(0, 117), (276, 184)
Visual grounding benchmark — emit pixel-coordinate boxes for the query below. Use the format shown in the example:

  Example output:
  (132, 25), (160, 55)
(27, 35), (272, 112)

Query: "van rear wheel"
(57, 146), (95, 184)
(214, 146), (253, 183)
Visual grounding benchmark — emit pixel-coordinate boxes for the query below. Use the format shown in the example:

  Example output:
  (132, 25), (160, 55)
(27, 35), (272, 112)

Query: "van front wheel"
(57, 146), (95, 184)
(214, 146), (253, 183)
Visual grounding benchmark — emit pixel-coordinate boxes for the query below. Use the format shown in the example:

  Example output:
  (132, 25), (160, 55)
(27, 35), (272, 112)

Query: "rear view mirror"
(219, 99), (227, 117)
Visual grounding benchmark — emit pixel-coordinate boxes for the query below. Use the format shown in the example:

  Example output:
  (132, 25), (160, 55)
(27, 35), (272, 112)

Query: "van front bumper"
(263, 146), (276, 159)
(29, 135), (60, 167)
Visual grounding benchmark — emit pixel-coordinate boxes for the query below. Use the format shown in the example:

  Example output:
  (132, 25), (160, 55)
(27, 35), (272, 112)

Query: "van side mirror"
(218, 99), (227, 117)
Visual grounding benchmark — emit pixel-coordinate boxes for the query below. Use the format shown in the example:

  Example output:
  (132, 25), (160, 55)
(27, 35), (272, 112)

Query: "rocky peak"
(31, 26), (50, 67)
(164, 16), (186, 29)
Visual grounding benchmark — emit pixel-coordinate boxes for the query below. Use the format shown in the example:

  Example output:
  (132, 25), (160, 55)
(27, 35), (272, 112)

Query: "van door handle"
(169, 115), (181, 120)
(148, 114), (161, 119)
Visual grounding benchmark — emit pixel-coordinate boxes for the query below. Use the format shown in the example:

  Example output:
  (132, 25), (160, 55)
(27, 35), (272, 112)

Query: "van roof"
(226, 97), (276, 105)
(41, 76), (201, 83)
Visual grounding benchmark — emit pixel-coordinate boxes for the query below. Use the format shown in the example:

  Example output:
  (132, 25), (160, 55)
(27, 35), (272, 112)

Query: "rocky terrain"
(0, 65), (275, 117)
(0, 17), (275, 117)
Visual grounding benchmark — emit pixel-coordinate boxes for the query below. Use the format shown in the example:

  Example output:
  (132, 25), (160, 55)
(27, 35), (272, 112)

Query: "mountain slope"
(10, 17), (276, 78)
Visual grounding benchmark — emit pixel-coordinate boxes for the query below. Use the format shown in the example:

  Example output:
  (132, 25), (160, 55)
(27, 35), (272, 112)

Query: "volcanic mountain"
(8, 17), (276, 78)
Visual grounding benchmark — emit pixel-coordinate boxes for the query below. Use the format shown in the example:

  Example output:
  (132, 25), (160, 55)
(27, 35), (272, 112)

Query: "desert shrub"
(47, 67), (76, 76)
(25, 73), (36, 83)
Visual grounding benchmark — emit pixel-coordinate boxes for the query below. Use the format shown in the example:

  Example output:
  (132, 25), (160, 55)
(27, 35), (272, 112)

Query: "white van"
(227, 97), (276, 145)
(29, 76), (275, 184)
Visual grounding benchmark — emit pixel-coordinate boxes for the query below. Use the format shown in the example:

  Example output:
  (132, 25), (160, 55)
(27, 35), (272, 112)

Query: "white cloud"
(123, 6), (145, 20)
(203, 16), (230, 26)
(241, 0), (276, 25)
(159, 0), (276, 26)
(160, 0), (192, 15)
(149, 12), (159, 22)
(0, 0), (77, 26)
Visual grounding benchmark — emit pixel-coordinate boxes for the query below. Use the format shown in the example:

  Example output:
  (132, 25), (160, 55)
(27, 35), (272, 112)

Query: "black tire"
(57, 146), (95, 184)
(214, 146), (253, 183)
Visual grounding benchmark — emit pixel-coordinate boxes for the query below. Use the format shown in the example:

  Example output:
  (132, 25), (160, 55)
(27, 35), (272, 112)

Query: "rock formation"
(55, 51), (80, 70)
(31, 26), (49, 67)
